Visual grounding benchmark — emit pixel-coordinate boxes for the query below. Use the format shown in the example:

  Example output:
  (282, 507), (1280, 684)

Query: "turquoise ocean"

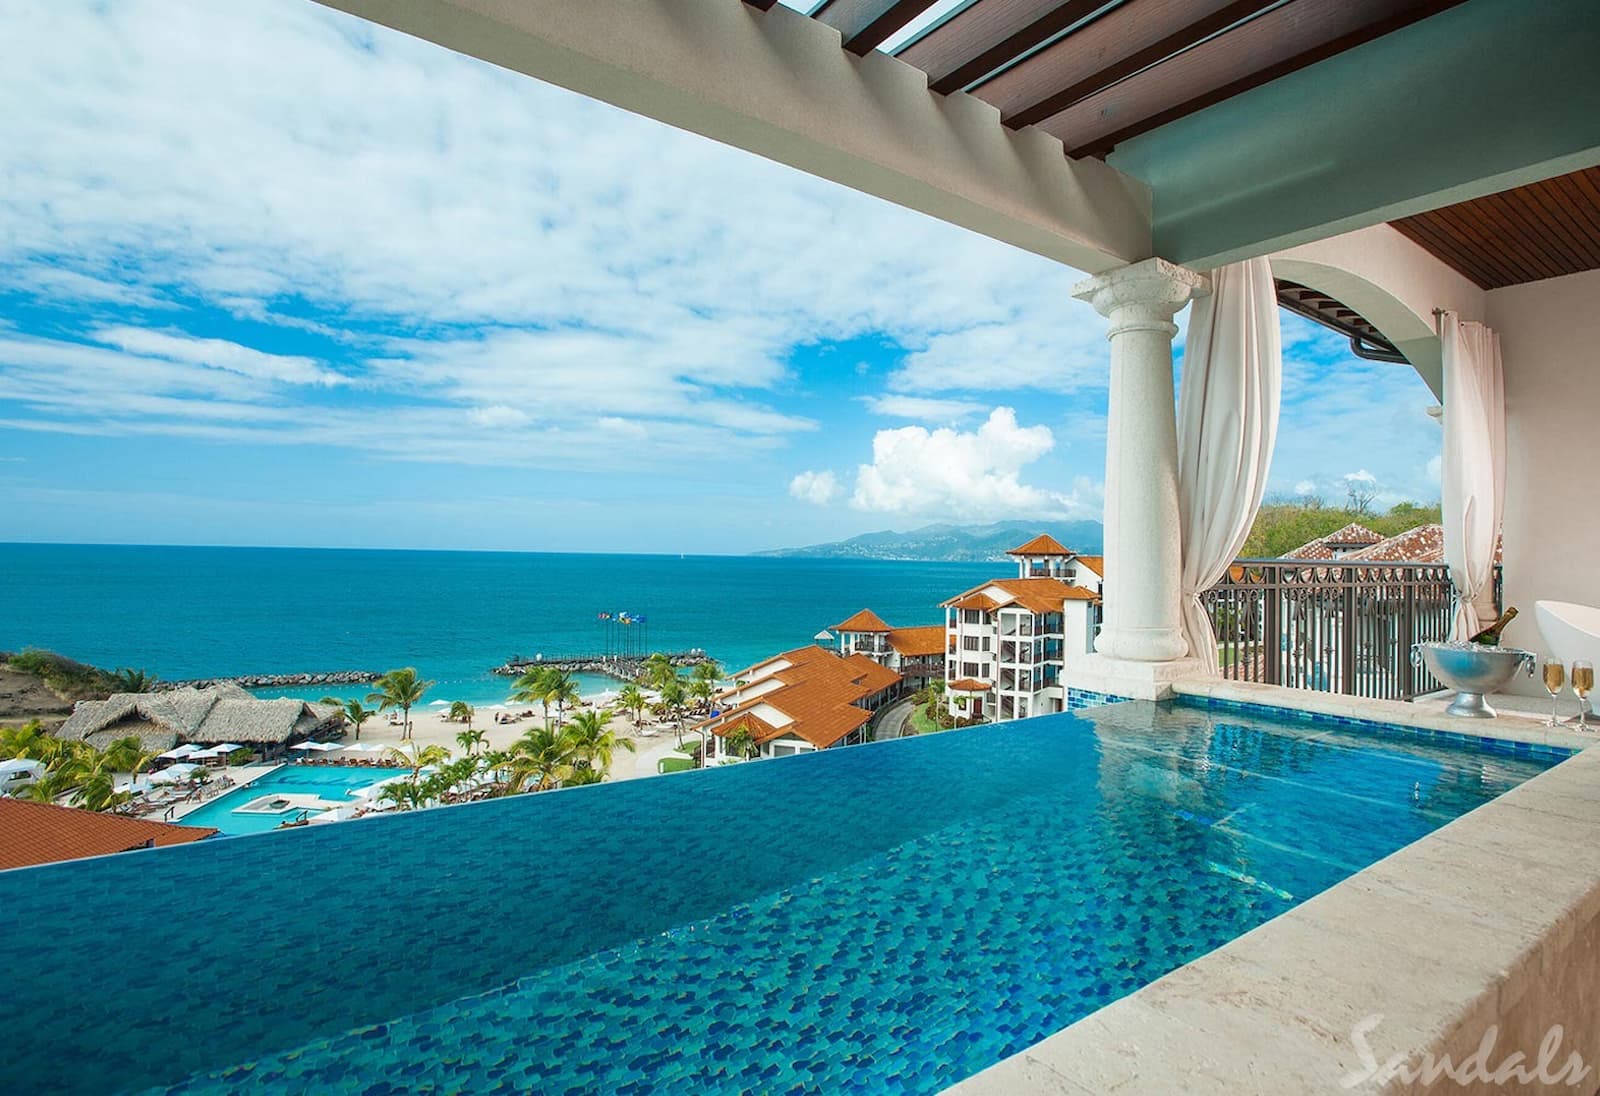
(0, 544), (998, 706)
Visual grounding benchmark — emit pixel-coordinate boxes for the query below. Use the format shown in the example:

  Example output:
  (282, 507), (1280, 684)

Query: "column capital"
(1071, 257), (1209, 323)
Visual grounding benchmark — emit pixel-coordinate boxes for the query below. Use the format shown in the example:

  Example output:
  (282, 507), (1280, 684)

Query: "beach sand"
(346, 699), (695, 782)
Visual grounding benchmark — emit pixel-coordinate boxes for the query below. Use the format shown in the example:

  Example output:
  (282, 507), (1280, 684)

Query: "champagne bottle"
(1470, 606), (1518, 646)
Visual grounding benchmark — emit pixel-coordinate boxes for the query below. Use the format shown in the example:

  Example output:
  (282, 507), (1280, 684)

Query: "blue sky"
(0, 0), (1442, 554)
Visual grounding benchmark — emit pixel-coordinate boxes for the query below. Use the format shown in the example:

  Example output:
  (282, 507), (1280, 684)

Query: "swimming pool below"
(1, 700), (1566, 1094)
(177, 766), (413, 835)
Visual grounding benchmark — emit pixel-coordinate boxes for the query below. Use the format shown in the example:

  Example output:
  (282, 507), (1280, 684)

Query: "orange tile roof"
(943, 577), (1099, 615)
(833, 608), (892, 633)
(1008, 533), (1072, 556)
(0, 798), (216, 872)
(887, 625), (947, 657)
(1070, 554), (1104, 577)
(701, 645), (901, 749)
(947, 678), (991, 692)
(1348, 523), (1443, 563)
(1284, 522), (1383, 560)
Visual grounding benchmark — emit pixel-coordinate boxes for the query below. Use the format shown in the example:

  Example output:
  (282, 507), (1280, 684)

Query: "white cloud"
(1343, 469), (1378, 486)
(849, 407), (1094, 518)
(789, 470), (841, 506)
(861, 395), (986, 423)
(887, 321), (1108, 395)
(93, 326), (346, 387)
(1294, 479), (1317, 496)
(469, 405), (529, 428)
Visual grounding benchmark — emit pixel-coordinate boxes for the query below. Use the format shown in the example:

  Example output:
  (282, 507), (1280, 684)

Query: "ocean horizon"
(0, 542), (998, 707)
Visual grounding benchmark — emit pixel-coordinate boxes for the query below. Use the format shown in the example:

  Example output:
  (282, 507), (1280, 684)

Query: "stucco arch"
(1269, 224), (1488, 399)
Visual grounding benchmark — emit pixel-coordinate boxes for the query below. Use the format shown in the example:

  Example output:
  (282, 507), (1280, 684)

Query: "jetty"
(492, 651), (711, 684)
(157, 670), (381, 691)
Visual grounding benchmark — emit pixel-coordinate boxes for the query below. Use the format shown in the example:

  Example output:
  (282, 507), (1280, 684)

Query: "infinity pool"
(1, 701), (1566, 1094)
(177, 765), (413, 835)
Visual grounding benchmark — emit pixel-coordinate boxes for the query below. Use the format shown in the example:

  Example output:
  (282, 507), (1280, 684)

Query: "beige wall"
(1486, 268), (1600, 669)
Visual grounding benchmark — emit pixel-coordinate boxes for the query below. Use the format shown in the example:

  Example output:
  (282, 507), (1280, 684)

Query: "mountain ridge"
(756, 520), (1104, 562)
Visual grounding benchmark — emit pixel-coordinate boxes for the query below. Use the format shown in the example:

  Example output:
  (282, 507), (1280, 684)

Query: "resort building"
(0, 798), (217, 871)
(56, 684), (342, 758)
(700, 645), (901, 761)
(1282, 521), (1386, 560)
(830, 608), (947, 690)
(942, 536), (1104, 722)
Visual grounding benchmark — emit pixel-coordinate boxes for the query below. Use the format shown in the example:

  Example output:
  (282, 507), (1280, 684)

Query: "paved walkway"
(873, 698), (917, 742)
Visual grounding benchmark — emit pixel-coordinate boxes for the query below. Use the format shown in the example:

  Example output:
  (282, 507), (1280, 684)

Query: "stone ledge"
(1171, 677), (1593, 754)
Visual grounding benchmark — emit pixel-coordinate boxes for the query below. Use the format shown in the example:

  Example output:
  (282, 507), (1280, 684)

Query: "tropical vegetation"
(320, 697), (377, 742)
(1241, 499), (1442, 558)
(909, 679), (956, 734)
(2, 648), (144, 701)
(510, 665), (579, 729)
(0, 720), (155, 812)
(365, 667), (433, 741)
(616, 683), (647, 726)
(365, 707), (636, 813)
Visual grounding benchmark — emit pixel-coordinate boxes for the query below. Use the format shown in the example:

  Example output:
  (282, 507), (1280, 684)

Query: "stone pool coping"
(1175, 677), (1594, 756)
(948, 682), (1600, 1094)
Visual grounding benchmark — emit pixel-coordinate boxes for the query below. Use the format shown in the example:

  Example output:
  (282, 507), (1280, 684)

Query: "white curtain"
(1439, 311), (1506, 640)
(1177, 258), (1282, 674)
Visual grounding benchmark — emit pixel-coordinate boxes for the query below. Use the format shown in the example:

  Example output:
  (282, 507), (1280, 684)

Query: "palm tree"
(566, 709), (634, 776)
(366, 668), (433, 741)
(547, 670), (581, 727)
(616, 683), (646, 727)
(455, 727), (487, 757)
(111, 667), (155, 693)
(72, 763), (129, 813)
(506, 724), (580, 793)
(723, 723), (759, 761)
(659, 676), (688, 746)
(688, 675), (717, 716)
(0, 720), (51, 760)
(100, 735), (155, 794)
(448, 700), (475, 727)
(511, 666), (558, 729)
(384, 740), (451, 785)
(319, 698), (377, 742)
(642, 652), (677, 690)
(690, 659), (723, 692)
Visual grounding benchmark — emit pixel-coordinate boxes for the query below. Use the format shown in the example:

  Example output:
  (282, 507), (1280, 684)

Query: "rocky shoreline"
(492, 651), (712, 682)
(158, 670), (381, 691)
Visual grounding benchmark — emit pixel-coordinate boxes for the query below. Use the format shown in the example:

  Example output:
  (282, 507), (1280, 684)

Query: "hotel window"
(962, 609), (984, 625)
(962, 636), (981, 651)
(961, 661), (980, 677)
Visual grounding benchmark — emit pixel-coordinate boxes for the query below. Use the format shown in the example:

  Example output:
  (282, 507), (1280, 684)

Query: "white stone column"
(1072, 258), (1209, 666)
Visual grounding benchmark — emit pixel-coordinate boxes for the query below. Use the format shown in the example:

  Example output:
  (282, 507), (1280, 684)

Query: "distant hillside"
(758, 520), (1104, 562)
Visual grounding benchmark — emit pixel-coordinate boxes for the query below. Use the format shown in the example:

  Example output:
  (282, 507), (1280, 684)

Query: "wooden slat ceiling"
(1275, 280), (1406, 363)
(1389, 167), (1600, 290)
(744, 0), (1467, 157)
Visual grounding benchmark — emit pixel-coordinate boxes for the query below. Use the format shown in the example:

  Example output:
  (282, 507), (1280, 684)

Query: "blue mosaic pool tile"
(1064, 687), (1131, 710)
(1, 703), (1560, 1095)
(1181, 695), (1581, 759)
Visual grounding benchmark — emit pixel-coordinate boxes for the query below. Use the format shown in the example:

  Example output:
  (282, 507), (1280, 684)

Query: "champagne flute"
(1542, 658), (1566, 727)
(1573, 661), (1594, 732)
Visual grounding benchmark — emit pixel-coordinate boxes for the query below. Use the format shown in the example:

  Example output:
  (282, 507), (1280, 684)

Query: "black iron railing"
(1199, 560), (1494, 702)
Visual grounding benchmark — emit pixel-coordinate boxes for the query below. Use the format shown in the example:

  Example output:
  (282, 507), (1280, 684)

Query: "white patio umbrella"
(341, 742), (387, 754)
(157, 744), (203, 760)
(291, 741), (341, 752)
(150, 763), (199, 785)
